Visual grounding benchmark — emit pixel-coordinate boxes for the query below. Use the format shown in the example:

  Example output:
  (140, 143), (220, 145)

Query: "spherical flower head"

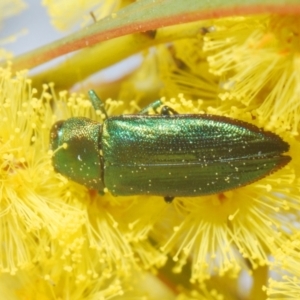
(2, 1), (300, 299)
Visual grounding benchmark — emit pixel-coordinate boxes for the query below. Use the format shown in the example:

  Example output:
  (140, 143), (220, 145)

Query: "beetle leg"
(138, 100), (163, 115)
(138, 101), (179, 116)
(161, 106), (179, 115)
(88, 90), (108, 120)
(164, 196), (174, 203)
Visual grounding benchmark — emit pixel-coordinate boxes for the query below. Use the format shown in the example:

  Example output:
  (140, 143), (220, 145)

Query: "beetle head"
(50, 117), (105, 193)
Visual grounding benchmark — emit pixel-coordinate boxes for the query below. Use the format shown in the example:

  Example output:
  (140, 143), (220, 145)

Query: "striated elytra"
(50, 91), (291, 203)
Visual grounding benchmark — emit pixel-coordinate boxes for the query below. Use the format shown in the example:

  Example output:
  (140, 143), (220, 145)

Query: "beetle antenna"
(88, 90), (108, 120)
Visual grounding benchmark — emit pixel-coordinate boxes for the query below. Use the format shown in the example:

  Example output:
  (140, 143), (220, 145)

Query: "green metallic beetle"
(50, 91), (291, 202)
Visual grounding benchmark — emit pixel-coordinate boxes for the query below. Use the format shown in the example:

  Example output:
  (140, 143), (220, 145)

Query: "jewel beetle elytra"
(50, 91), (291, 202)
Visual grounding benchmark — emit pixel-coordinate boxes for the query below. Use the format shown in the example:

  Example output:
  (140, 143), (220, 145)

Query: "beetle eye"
(50, 120), (65, 149)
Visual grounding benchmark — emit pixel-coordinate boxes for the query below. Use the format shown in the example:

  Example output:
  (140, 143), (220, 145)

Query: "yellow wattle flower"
(156, 15), (300, 135)
(42, 0), (129, 30)
(0, 67), (175, 298)
(205, 15), (300, 135)
(1, 1), (300, 298)
(265, 232), (300, 299)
